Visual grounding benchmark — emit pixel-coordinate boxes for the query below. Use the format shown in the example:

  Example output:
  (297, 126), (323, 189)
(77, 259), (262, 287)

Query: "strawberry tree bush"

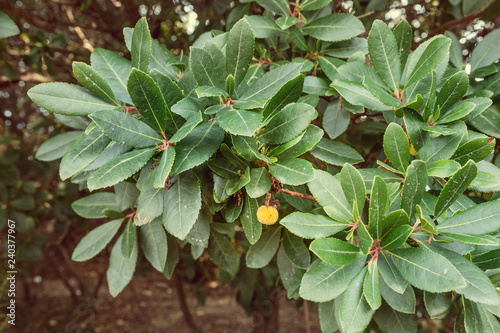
(27, 2), (500, 331)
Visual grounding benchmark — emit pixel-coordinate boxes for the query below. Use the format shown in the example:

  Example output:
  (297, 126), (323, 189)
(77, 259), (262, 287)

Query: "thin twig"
(304, 300), (311, 333)
(279, 188), (316, 201)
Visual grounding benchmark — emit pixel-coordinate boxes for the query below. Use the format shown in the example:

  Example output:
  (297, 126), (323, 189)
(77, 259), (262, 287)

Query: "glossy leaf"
(283, 229), (310, 269)
(141, 219), (167, 271)
(226, 18), (254, 85)
(72, 192), (118, 219)
(87, 148), (155, 191)
(388, 248), (466, 292)
(311, 138), (364, 166)
(302, 14), (364, 42)
(246, 226), (282, 269)
(90, 110), (163, 148)
(216, 107), (262, 136)
(163, 171), (201, 240)
(131, 17), (151, 72)
(400, 160), (427, 220)
(107, 233), (138, 297)
(369, 176), (388, 239)
(28, 83), (117, 116)
(73, 62), (119, 105)
(280, 212), (349, 239)
(269, 158), (315, 186)
(153, 146), (175, 189)
(340, 163), (366, 218)
(240, 195), (262, 245)
(383, 123), (410, 172)
(72, 219), (122, 261)
(310, 237), (365, 266)
(434, 160), (477, 218)
(245, 168), (272, 198)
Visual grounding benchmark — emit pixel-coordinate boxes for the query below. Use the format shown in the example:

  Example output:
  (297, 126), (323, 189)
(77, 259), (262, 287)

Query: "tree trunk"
(251, 291), (280, 333)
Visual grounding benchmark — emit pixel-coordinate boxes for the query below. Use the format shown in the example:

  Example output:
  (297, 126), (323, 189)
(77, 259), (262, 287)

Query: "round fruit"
(257, 205), (279, 225)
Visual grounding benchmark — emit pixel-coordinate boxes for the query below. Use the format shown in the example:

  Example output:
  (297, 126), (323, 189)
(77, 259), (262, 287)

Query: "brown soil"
(12, 268), (321, 333)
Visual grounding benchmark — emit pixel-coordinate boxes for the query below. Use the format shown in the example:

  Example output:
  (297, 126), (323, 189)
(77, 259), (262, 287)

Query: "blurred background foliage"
(0, 0), (499, 331)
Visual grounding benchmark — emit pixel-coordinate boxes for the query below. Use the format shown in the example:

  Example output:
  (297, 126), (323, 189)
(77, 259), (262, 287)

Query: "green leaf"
(471, 248), (500, 270)
(275, 16), (298, 29)
(87, 148), (154, 191)
(225, 196), (243, 223)
(424, 291), (452, 319)
(400, 160), (427, 219)
(363, 77), (402, 108)
(438, 199), (500, 234)
(121, 219), (137, 259)
(60, 128), (110, 180)
(339, 267), (375, 333)
(323, 38), (368, 58)
(452, 137), (495, 165)
(340, 163), (366, 218)
(115, 182), (140, 211)
(149, 70), (185, 134)
(171, 122), (225, 175)
(185, 212), (210, 247)
(246, 168), (272, 198)
(73, 62), (119, 105)
(427, 160), (461, 177)
(310, 237), (365, 266)
(303, 76), (334, 96)
(364, 263), (382, 310)
(374, 302), (418, 333)
(131, 17), (152, 72)
(163, 234), (179, 279)
(231, 135), (273, 163)
(388, 248), (466, 292)
(240, 63), (302, 102)
(149, 39), (180, 79)
(422, 243), (500, 305)
(134, 187), (165, 225)
(462, 297), (500, 333)
(383, 123), (410, 172)
(435, 71), (469, 115)
(416, 127), (466, 164)
(35, 131), (83, 162)
(189, 47), (225, 89)
(434, 160), (477, 218)
(72, 219), (122, 261)
(260, 103), (317, 143)
(310, 138), (364, 166)
(378, 251), (408, 294)
(208, 158), (241, 179)
(216, 107), (262, 136)
(404, 36), (451, 88)
(358, 223), (373, 254)
(90, 48), (133, 104)
(141, 219), (167, 271)
(469, 106), (500, 139)
(299, 259), (365, 302)
(331, 79), (390, 111)
(466, 97), (493, 120)
(269, 158), (315, 186)
(168, 111), (203, 144)
(226, 18), (255, 86)
(470, 29), (500, 72)
(153, 146), (175, 188)
(380, 278), (416, 314)
(72, 192), (118, 218)
(90, 110), (164, 148)
(28, 83), (117, 116)
(0, 12), (20, 39)
(280, 212), (349, 239)
(299, 0), (331, 10)
(283, 229), (310, 269)
(163, 171), (201, 240)
(441, 232), (498, 246)
(127, 69), (168, 133)
(240, 195), (262, 244)
(244, 15), (285, 38)
(107, 233), (138, 297)
(318, 300), (339, 333)
(445, 31), (463, 69)
(381, 225), (413, 250)
(275, 125), (324, 160)
(246, 226), (282, 269)
(262, 75), (304, 124)
(369, 176), (388, 239)
(308, 170), (353, 223)
(393, 20), (412, 70)
(303, 13), (364, 42)
(323, 100), (350, 140)
(367, 20), (401, 92)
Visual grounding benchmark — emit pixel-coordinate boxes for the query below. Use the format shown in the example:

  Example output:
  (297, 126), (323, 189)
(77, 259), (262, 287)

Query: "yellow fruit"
(257, 205), (279, 225)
